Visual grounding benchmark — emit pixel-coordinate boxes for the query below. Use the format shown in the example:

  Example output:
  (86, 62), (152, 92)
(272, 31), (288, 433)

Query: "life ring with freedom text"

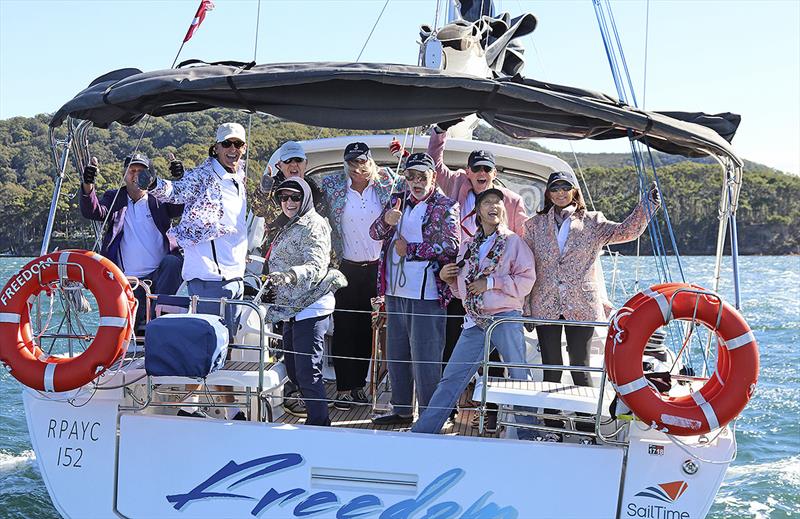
(0, 250), (135, 392)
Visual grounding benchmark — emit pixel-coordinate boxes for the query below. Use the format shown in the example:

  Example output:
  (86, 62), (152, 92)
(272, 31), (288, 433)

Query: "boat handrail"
(121, 297), (271, 421)
(482, 315), (624, 445)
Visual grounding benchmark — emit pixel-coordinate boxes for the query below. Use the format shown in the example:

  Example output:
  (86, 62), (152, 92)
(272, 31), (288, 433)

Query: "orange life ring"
(0, 250), (136, 392)
(605, 283), (758, 436)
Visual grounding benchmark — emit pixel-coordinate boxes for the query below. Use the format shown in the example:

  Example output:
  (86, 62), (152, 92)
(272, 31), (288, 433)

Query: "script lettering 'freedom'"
(166, 452), (519, 518)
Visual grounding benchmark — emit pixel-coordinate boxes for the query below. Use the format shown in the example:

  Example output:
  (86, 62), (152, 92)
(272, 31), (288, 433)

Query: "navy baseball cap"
(404, 152), (435, 173)
(344, 142), (371, 161)
(125, 153), (150, 169)
(546, 170), (579, 189)
(475, 187), (505, 206)
(468, 149), (495, 169)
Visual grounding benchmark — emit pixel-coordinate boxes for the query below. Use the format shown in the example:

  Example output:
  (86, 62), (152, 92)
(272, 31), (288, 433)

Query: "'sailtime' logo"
(627, 481), (690, 519)
(634, 481), (689, 503)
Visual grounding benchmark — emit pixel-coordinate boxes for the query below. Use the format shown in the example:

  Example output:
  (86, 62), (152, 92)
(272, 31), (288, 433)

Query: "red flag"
(183, 0), (215, 43)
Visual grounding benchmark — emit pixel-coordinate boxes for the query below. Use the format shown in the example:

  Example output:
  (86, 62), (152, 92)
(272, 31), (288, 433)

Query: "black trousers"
(332, 261), (378, 391)
(536, 318), (595, 430)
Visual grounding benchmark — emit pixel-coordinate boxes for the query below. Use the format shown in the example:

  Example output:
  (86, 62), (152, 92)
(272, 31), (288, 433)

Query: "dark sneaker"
(284, 396), (307, 417)
(177, 409), (210, 419)
(484, 413), (498, 434)
(232, 411), (247, 421)
(333, 392), (354, 411)
(350, 388), (369, 405)
(578, 437), (597, 445)
(371, 413), (414, 426)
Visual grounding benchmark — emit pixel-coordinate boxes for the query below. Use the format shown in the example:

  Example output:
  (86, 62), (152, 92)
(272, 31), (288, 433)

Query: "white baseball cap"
(215, 122), (247, 143)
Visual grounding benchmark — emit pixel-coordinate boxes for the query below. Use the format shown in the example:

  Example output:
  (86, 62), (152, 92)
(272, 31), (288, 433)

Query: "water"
(0, 255), (797, 518)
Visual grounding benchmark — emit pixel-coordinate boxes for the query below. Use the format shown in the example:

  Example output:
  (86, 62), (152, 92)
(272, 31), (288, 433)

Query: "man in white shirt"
(368, 153), (460, 425)
(79, 153), (183, 328)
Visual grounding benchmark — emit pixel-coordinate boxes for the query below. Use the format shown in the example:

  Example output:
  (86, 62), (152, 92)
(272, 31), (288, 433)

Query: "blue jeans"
(283, 315), (331, 426)
(412, 310), (538, 440)
(134, 254), (183, 328)
(385, 295), (446, 417)
(187, 278), (244, 340)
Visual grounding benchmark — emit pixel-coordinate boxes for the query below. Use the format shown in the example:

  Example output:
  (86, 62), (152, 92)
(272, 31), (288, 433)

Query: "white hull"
(24, 385), (733, 519)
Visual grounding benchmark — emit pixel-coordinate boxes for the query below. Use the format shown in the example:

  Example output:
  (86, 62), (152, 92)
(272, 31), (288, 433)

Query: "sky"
(0, 0), (798, 174)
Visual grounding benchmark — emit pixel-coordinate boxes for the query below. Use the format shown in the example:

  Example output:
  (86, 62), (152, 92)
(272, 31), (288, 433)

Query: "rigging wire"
(91, 1), (211, 253)
(593, 0), (710, 373)
(356, 0), (391, 62)
(315, 0), (390, 140)
(514, 0), (621, 298)
(244, 0), (262, 179)
(433, 0), (442, 30)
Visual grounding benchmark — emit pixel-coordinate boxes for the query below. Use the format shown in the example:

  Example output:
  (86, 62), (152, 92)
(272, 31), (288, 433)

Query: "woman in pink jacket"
(524, 170), (660, 441)
(412, 188), (538, 439)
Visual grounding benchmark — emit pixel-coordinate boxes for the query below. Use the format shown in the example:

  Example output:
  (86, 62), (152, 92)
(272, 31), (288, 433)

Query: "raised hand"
(168, 152), (184, 179)
(260, 165), (275, 193)
(384, 198), (403, 226)
(648, 181), (661, 205)
(82, 156), (99, 185)
(389, 138), (409, 159)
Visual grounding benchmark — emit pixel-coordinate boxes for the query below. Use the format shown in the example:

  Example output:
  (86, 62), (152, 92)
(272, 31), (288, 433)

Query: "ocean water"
(0, 255), (797, 518)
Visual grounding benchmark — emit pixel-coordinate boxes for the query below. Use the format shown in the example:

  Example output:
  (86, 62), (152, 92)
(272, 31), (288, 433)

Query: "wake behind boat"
(0, 2), (757, 518)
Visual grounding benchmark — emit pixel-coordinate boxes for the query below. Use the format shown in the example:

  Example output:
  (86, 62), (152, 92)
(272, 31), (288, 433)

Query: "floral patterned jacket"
(369, 188), (460, 308)
(320, 167), (404, 263)
(523, 199), (657, 322)
(266, 208), (346, 323)
(150, 158), (246, 248)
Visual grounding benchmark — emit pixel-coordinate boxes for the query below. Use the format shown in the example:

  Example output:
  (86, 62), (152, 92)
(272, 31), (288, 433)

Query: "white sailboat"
(1, 2), (756, 518)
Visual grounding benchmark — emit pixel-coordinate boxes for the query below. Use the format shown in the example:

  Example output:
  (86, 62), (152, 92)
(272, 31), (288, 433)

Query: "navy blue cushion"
(144, 314), (229, 378)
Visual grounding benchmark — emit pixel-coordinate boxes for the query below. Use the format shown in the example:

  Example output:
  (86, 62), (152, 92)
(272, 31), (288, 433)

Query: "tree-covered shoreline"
(1, 110), (797, 256)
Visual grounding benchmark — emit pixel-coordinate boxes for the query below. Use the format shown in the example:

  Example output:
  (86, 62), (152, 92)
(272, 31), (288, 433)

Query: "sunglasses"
(548, 184), (574, 193)
(282, 157), (304, 164)
(470, 165), (493, 173)
(278, 194), (302, 203)
(406, 173), (431, 183)
(219, 140), (245, 149)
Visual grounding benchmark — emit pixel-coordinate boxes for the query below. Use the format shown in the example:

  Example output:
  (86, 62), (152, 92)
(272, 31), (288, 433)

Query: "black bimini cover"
(50, 61), (742, 165)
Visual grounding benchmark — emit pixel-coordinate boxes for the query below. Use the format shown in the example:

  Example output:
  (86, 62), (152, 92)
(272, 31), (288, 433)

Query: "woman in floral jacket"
(368, 152), (460, 426)
(319, 142), (405, 409)
(523, 170), (660, 441)
(265, 178), (346, 426)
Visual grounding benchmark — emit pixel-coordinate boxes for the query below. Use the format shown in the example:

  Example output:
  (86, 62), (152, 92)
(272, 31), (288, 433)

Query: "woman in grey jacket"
(265, 178), (346, 426)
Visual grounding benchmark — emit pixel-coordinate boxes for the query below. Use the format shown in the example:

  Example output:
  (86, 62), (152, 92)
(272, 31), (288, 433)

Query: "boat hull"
(23, 388), (732, 518)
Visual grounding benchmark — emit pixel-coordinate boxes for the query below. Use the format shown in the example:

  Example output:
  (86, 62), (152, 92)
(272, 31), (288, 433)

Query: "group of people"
(81, 119), (660, 439)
